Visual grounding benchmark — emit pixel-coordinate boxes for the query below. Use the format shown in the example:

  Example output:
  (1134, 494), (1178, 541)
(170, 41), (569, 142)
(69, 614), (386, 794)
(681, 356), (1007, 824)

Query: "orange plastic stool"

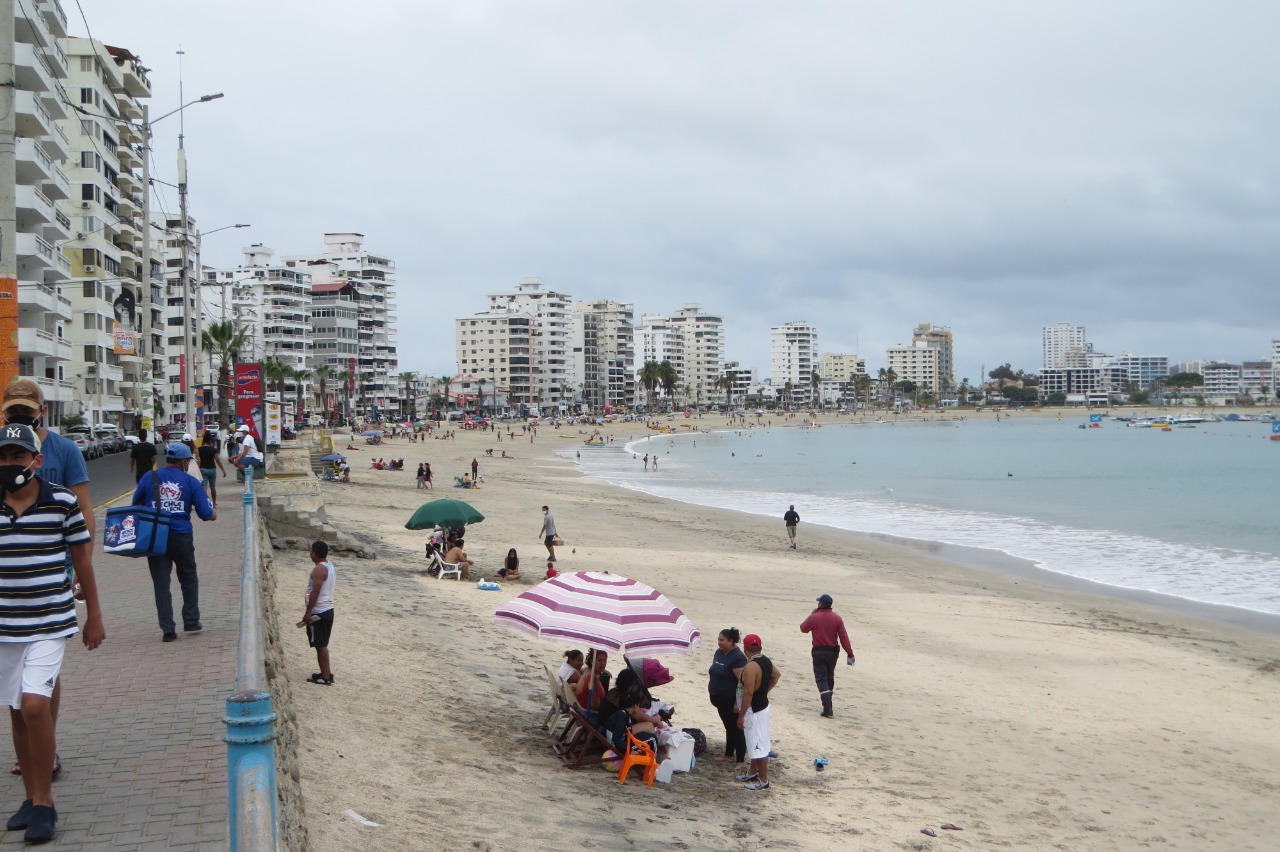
(617, 730), (658, 786)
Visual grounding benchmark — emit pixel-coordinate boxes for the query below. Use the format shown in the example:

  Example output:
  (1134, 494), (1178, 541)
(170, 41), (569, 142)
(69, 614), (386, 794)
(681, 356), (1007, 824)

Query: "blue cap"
(166, 442), (193, 460)
(0, 423), (40, 454)
(817, 594), (833, 607)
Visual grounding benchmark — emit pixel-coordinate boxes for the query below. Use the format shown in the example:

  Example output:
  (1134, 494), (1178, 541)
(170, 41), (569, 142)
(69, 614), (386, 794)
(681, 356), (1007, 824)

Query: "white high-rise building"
(886, 341), (941, 397)
(913, 323), (954, 389)
(203, 245), (312, 414)
(455, 277), (574, 412)
(283, 233), (399, 417)
(664, 304), (724, 408)
(12, 0), (75, 424)
(1043, 322), (1087, 370)
(770, 321), (819, 404)
(572, 300), (635, 411)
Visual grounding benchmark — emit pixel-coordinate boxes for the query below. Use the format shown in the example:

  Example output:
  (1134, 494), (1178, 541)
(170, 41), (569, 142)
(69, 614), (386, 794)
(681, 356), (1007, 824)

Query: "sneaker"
(6, 799), (32, 830)
(735, 771), (759, 782)
(745, 779), (771, 791)
(162, 632), (177, 643)
(23, 804), (56, 842)
(308, 673), (334, 685)
(183, 623), (203, 632)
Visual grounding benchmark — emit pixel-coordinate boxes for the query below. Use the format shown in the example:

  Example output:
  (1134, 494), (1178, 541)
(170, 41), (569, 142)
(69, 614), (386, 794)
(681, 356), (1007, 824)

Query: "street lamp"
(135, 92), (225, 432)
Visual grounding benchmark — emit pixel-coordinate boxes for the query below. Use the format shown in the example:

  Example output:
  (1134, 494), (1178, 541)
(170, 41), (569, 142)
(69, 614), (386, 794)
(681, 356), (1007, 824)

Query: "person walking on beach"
(0, 423), (105, 842)
(132, 444), (216, 642)
(783, 505), (800, 549)
(297, 541), (336, 685)
(539, 505), (558, 563)
(471, 457), (479, 481)
(800, 594), (855, 718)
(416, 463), (426, 490)
(737, 634), (780, 791)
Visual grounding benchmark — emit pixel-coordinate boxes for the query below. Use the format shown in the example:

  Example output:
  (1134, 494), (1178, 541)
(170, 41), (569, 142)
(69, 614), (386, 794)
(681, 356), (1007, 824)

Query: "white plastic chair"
(436, 556), (464, 581)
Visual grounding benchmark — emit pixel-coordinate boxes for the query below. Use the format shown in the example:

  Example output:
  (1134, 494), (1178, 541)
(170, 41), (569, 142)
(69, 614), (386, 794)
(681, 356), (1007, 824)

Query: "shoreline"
(278, 416), (1280, 851)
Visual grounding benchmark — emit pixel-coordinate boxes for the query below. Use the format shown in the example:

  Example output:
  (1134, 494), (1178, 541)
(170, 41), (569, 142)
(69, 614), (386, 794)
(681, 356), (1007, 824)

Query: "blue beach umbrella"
(321, 453), (346, 462)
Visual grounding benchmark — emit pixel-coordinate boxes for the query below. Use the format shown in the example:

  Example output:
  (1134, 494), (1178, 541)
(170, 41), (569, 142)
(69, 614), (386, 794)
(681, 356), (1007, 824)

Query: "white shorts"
(744, 705), (772, 760)
(0, 639), (66, 709)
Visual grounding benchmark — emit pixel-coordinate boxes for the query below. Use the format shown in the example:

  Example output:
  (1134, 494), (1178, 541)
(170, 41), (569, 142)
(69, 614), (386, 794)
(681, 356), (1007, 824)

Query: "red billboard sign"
(235, 362), (263, 438)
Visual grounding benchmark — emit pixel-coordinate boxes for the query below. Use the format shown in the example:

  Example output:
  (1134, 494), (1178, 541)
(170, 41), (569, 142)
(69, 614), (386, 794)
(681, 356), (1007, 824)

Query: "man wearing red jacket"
(799, 594), (855, 717)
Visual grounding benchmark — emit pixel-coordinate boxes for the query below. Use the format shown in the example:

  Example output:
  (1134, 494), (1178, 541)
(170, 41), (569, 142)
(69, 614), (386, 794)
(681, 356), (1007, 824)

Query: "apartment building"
(913, 323), (954, 389)
(1106, 354), (1169, 389)
(770, 321), (819, 404)
(720, 361), (755, 407)
(203, 245), (311, 411)
(59, 37), (152, 429)
(1201, 363), (1242, 403)
(819, 353), (867, 382)
(886, 341), (940, 395)
(11, 0), (75, 423)
(1038, 367), (1129, 404)
(662, 304), (724, 407)
(283, 233), (399, 417)
(1043, 322), (1087, 370)
(573, 299), (635, 411)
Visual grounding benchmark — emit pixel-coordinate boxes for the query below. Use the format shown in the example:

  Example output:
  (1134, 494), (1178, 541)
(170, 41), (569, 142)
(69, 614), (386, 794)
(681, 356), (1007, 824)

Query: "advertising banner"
(347, 358), (356, 392)
(195, 387), (205, 428)
(265, 401), (282, 446)
(112, 289), (137, 354)
(112, 330), (136, 355)
(235, 363), (263, 438)
(0, 276), (17, 390)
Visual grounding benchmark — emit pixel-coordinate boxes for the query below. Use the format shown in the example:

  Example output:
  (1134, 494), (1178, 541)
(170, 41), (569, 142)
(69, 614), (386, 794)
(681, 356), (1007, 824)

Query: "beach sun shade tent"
(493, 571), (701, 656)
(404, 498), (486, 530)
(360, 430), (385, 437)
(321, 453), (347, 462)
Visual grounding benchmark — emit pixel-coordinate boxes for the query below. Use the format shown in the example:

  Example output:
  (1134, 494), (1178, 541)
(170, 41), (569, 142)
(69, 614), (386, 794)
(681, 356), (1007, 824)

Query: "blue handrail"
(223, 475), (279, 849)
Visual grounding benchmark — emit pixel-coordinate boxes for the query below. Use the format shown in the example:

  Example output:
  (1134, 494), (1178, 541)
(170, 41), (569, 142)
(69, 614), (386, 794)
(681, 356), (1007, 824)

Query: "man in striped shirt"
(0, 424), (105, 843)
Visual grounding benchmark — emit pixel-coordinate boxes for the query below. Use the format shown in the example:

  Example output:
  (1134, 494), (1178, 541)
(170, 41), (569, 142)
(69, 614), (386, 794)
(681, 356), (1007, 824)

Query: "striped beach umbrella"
(494, 571), (700, 656)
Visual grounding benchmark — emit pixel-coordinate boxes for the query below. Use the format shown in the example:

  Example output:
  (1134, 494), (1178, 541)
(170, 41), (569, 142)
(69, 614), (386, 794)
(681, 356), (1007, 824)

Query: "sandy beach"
(272, 412), (1280, 851)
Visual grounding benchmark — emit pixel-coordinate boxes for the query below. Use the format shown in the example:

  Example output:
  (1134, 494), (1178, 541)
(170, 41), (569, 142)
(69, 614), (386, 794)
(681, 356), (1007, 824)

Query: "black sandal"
(307, 673), (334, 685)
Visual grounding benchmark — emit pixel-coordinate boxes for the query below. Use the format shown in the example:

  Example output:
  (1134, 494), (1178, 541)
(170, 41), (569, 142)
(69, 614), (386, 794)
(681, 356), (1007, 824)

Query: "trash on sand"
(343, 809), (382, 828)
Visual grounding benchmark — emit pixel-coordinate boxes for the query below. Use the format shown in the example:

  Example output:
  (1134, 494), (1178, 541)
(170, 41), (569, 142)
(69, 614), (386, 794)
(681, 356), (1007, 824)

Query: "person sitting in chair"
(442, 537), (474, 581)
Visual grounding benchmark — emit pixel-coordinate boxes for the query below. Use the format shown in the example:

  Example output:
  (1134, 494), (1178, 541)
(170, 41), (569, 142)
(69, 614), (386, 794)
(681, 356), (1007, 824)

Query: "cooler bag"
(103, 473), (170, 557)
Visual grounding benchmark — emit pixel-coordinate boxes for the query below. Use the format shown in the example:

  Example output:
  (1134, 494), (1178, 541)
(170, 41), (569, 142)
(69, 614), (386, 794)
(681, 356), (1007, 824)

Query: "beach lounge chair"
(543, 665), (571, 735)
(553, 704), (616, 770)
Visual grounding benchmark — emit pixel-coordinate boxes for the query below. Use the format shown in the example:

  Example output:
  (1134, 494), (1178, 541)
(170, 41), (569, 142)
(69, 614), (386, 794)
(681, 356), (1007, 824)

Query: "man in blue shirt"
(132, 444), (216, 642)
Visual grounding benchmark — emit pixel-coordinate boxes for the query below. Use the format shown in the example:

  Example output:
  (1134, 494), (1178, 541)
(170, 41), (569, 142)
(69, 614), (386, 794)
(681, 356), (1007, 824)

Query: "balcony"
(15, 137), (52, 185)
(17, 327), (63, 358)
(48, 164), (69, 200)
(15, 91), (55, 138)
(38, 0), (69, 39)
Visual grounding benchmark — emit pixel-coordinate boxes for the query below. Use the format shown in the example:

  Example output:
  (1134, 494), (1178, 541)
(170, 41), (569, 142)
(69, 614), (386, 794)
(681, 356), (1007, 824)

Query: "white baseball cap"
(237, 424), (250, 433)
(180, 433), (193, 442)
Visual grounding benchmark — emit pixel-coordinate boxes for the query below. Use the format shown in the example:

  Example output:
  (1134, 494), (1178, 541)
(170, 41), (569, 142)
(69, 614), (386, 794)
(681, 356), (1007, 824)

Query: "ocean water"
(564, 416), (1280, 617)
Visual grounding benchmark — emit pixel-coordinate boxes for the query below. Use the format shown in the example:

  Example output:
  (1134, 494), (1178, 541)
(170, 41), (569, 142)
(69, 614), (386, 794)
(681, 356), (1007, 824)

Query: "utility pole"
(1, 0), (19, 388)
(139, 105), (155, 429)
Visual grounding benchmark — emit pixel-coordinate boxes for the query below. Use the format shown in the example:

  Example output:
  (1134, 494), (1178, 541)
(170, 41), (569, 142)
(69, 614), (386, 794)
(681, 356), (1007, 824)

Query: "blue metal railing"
(222, 475), (280, 850)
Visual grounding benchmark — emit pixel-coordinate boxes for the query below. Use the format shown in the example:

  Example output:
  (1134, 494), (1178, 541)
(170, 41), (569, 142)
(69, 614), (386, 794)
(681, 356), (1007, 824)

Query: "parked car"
(94, 429), (125, 454)
(63, 426), (102, 460)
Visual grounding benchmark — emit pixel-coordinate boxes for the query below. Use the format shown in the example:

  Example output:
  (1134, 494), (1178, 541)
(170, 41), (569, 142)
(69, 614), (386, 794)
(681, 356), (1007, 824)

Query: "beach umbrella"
(321, 453), (346, 462)
(360, 429), (384, 437)
(493, 571), (701, 656)
(404, 498), (485, 530)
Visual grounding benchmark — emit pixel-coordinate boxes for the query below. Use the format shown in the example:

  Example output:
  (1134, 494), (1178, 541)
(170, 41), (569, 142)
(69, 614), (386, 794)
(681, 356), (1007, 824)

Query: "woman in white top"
(557, 649), (584, 687)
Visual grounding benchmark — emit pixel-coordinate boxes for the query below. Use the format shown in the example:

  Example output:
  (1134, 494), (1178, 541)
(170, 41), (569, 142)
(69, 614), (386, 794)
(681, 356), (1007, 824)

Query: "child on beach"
(297, 541), (336, 685)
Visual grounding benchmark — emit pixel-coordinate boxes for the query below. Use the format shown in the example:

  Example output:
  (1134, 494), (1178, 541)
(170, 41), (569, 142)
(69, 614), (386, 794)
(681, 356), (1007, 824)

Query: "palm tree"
(714, 372), (735, 409)
(783, 380), (794, 411)
(810, 370), (821, 409)
(313, 364), (335, 421)
(476, 377), (487, 416)
(263, 359), (291, 397)
(854, 374), (873, 411)
(439, 376), (453, 420)
(336, 370), (354, 424)
(399, 371), (417, 420)
(638, 361), (661, 411)
(292, 368), (310, 422)
(200, 320), (249, 426)
(658, 361), (679, 410)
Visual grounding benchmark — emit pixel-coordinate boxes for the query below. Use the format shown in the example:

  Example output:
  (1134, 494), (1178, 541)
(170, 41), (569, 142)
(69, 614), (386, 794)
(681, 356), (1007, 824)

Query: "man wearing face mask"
(131, 443), (216, 642)
(0, 423), (105, 842)
(1, 381), (91, 783)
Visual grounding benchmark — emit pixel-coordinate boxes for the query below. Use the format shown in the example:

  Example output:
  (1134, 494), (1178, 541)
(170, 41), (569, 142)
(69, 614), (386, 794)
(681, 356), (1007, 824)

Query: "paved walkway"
(0, 490), (246, 849)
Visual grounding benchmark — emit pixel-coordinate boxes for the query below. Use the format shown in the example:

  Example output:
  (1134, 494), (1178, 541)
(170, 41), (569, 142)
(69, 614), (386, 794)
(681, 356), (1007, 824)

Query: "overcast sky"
(81, 0), (1280, 381)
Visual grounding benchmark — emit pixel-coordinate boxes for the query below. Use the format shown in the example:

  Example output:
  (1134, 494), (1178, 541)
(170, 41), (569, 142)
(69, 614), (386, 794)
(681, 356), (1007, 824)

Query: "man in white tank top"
(297, 541), (336, 685)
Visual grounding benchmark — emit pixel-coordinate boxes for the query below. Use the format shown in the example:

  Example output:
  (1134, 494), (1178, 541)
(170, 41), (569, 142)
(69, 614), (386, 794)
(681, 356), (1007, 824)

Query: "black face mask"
(0, 464), (34, 494)
(3, 414), (40, 430)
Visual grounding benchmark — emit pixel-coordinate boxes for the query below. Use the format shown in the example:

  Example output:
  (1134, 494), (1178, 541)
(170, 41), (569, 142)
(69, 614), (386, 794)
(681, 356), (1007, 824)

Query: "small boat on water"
(582, 441), (604, 447)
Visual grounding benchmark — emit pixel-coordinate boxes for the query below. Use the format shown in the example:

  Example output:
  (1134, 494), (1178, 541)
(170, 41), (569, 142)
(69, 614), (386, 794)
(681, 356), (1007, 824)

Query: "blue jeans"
(147, 533), (199, 633)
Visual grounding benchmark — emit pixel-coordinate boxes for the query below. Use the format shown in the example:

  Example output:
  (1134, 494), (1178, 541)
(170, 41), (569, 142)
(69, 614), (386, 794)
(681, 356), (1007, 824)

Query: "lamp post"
(136, 93), (224, 432)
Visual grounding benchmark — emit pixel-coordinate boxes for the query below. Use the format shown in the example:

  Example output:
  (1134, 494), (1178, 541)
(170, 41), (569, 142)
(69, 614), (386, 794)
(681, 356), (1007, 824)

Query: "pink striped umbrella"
(493, 571), (701, 656)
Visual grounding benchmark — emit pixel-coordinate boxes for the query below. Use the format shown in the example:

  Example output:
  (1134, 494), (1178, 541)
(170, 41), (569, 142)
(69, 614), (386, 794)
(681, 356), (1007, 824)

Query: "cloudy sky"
(81, 0), (1279, 381)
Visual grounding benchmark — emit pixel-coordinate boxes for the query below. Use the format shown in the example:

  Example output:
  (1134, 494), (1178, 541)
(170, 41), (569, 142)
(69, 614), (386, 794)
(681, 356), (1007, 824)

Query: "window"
(80, 87), (93, 105)
(80, 57), (94, 73)
(81, 184), (95, 201)
(80, 151), (95, 169)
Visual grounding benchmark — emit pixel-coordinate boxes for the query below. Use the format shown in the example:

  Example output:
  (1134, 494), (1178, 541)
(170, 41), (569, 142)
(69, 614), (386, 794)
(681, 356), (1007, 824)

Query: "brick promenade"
(0, 491), (246, 849)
